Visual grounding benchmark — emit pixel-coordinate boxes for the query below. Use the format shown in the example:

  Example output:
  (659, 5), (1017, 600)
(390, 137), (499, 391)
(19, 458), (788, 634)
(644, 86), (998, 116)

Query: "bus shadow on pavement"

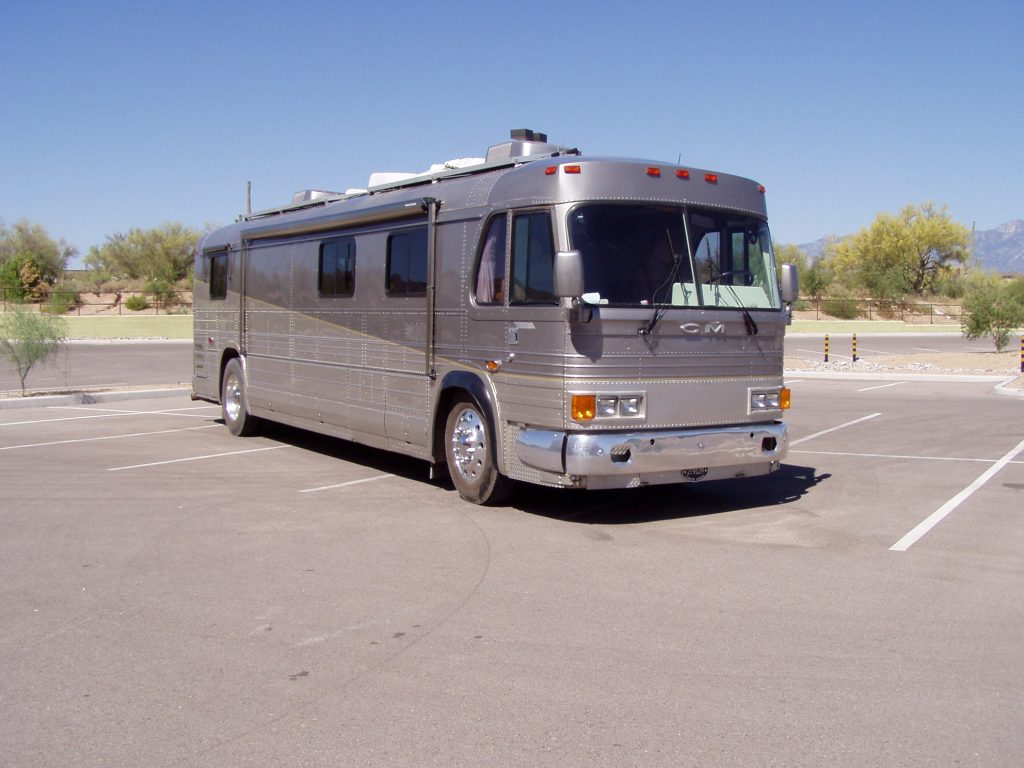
(512, 464), (830, 524)
(253, 421), (438, 483)
(242, 422), (829, 524)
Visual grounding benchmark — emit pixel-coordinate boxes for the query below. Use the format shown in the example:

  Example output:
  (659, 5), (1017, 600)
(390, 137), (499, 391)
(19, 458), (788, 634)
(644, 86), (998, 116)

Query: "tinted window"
(387, 227), (428, 296)
(510, 211), (556, 304)
(209, 251), (228, 300)
(319, 236), (356, 297)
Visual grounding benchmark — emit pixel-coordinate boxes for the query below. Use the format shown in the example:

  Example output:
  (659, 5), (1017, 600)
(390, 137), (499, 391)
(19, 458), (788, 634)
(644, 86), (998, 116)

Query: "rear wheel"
(444, 398), (513, 505)
(221, 358), (261, 437)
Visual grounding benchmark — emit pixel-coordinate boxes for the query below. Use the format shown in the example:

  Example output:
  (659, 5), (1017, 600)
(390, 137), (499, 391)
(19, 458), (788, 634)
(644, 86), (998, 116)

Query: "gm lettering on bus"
(679, 321), (726, 335)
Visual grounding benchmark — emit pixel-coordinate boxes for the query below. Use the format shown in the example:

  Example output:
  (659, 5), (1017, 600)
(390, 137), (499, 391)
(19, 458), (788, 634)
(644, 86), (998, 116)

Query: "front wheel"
(221, 358), (261, 437)
(444, 399), (513, 505)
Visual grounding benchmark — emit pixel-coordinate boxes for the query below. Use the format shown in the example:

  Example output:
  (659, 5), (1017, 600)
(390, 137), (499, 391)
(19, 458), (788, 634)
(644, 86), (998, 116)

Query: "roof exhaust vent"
(510, 128), (547, 142)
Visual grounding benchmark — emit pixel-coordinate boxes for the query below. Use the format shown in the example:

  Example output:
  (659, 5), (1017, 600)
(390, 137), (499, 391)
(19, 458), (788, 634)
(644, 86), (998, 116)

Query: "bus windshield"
(569, 204), (781, 310)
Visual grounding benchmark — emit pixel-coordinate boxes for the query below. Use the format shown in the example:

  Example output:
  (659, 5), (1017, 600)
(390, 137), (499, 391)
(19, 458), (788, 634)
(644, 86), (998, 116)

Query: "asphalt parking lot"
(1, 377), (1022, 766)
(0, 340), (192, 395)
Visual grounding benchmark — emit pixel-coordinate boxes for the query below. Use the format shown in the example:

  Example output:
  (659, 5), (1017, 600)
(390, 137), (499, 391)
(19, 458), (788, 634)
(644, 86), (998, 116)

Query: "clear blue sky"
(2, 0), (1021, 265)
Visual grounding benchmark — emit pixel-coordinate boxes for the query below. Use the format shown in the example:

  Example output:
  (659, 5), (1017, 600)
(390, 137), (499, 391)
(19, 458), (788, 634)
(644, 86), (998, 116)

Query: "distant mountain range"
(797, 220), (1024, 274)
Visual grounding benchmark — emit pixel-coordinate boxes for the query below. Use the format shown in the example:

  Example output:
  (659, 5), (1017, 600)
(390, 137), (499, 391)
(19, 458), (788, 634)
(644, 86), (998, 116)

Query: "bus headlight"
(619, 396), (642, 416)
(749, 388), (789, 412)
(571, 393), (645, 421)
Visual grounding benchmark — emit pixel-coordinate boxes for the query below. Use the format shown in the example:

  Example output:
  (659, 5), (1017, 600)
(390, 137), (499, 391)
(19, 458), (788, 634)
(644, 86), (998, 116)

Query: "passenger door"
(500, 210), (564, 426)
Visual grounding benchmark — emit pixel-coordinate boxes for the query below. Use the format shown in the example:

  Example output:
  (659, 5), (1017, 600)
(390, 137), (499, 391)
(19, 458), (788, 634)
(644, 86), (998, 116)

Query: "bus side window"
(209, 251), (228, 300)
(510, 211), (556, 304)
(319, 236), (356, 297)
(474, 215), (507, 305)
(386, 227), (428, 296)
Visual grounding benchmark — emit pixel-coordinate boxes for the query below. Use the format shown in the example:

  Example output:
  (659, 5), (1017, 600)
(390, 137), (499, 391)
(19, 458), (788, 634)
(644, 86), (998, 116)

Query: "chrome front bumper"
(515, 422), (788, 489)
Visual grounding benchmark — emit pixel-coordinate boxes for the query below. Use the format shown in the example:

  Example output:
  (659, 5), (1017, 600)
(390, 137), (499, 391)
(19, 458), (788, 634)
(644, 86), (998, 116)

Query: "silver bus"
(192, 130), (798, 504)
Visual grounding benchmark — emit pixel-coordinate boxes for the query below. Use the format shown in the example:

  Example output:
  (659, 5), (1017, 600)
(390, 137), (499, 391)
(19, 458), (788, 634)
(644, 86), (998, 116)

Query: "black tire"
(444, 398), (513, 505)
(221, 358), (261, 437)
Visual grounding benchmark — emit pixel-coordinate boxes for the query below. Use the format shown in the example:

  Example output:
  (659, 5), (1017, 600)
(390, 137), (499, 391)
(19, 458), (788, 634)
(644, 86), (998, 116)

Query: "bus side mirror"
(780, 263), (799, 304)
(554, 250), (585, 298)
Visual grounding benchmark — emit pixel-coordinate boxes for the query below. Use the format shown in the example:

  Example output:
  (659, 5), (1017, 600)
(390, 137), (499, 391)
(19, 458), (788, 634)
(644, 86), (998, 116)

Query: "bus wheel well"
(218, 349), (241, 401)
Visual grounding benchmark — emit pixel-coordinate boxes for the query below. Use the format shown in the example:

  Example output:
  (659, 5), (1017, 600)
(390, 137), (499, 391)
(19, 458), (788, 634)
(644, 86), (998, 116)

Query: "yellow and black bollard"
(852, 333), (858, 363)
(824, 334), (830, 363)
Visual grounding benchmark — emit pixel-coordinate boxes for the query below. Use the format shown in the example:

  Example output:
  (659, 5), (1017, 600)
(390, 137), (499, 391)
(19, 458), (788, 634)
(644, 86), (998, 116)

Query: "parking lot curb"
(994, 376), (1024, 399)
(0, 386), (191, 410)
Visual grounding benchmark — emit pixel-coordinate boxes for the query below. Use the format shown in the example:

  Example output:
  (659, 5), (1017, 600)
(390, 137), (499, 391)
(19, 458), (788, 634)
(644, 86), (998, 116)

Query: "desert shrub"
(124, 293), (149, 311)
(42, 290), (78, 315)
(821, 295), (861, 320)
(144, 278), (177, 308)
(0, 306), (68, 394)
(962, 272), (1024, 351)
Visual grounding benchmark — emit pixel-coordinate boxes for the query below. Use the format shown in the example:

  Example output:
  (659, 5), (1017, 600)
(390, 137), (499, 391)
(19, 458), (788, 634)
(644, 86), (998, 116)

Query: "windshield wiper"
(707, 267), (759, 336)
(639, 229), (685, 339)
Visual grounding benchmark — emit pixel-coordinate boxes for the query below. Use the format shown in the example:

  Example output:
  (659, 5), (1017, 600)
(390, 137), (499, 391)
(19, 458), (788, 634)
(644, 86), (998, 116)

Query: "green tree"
(961, 272), (1024, 352)
(773, 242), (836, 298)
(85, 222), (201, 283)
(0, 219), (76, 297)
(802, 258), (834, 299)
(0, 305), (68, 395)
(774, 243), (807, 274)
(830, 203), (969, 297)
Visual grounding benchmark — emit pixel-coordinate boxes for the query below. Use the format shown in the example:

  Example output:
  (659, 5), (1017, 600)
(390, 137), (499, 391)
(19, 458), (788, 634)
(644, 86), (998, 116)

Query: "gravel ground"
(785, 350), (1024, 389)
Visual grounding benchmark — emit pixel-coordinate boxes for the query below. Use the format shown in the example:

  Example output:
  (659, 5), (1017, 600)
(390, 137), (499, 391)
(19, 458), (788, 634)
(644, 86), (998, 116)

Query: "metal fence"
(1, 289), (193, 315)
(800, 298), (964, 324)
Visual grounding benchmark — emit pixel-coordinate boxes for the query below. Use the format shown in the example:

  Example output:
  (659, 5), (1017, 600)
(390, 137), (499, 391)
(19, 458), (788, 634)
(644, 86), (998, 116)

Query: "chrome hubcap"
(450, 408), (486, 482)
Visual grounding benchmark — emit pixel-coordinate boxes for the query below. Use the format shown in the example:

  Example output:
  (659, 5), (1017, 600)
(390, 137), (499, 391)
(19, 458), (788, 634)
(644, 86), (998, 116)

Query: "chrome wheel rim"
(450, 407), (486, 483)
(224, 373), (242, 423)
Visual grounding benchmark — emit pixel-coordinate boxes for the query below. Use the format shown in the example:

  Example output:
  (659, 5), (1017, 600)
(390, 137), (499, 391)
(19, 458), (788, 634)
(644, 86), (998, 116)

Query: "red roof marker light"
(704, 173), (718, 184)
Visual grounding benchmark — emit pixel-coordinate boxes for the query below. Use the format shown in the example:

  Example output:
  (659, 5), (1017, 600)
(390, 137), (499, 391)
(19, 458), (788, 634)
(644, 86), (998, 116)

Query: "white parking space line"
(52, 405), (215, 414)
(108, 445), (286, 472)
(792, 449), (1024, 465)
(857, 347), (894, 355)
(790, 413), (882, 447)
(857, 381), (907, 392)
(299, 474), (394, 494)
(795, 348), (851, 361)
(1, 424), (219, 452)
(1, 405), (218, 428)
(890, 437), (1024, 552)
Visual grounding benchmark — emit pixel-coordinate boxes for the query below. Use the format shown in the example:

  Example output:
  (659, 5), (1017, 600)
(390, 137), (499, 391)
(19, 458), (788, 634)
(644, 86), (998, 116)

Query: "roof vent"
(486, 128), (563, 163)
(292, 189), (341, 204)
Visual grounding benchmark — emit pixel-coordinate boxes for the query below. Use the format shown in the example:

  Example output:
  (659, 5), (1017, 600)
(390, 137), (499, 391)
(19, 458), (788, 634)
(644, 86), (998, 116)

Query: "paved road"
(786, 331), (1015, 363)
(0, 340), (192, 395)
(1, 378), (1021, 766)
